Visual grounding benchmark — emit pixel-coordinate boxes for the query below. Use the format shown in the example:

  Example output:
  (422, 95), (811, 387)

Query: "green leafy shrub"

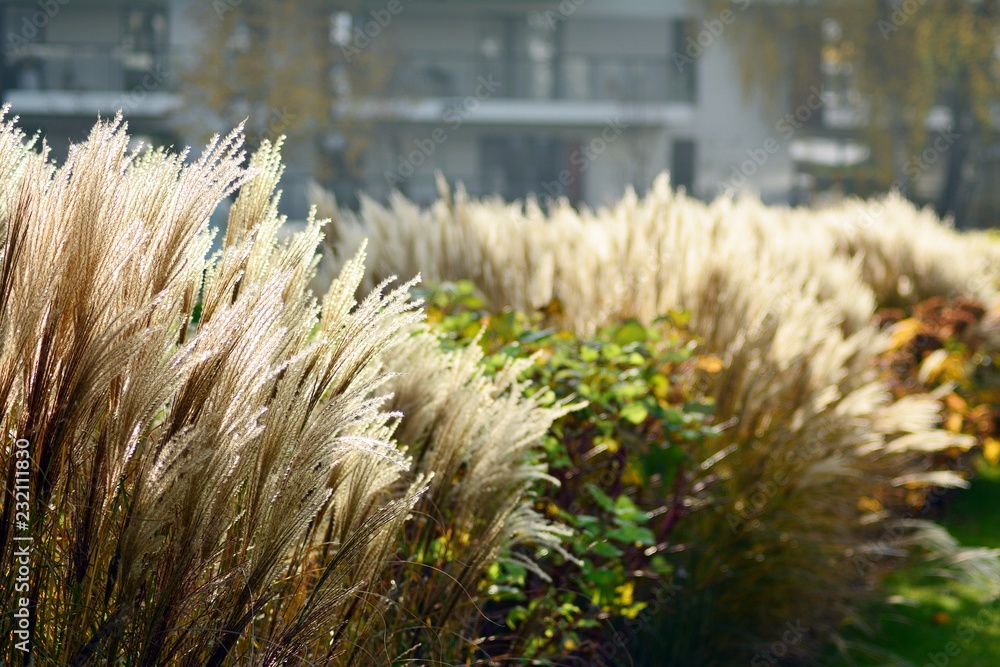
(417, 281), (722, 662)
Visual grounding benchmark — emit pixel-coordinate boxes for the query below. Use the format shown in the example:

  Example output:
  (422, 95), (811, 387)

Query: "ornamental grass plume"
(808, 192), (997, 309)
(0, 110), (565, 665)
(314, 176), (1000, 660)
(313, 175), (997, 332)
(332, 327), (579, 664)
(0, 108), (415, 664)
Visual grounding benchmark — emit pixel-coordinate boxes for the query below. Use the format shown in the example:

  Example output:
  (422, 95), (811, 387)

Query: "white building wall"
(690, 38), (794, 203)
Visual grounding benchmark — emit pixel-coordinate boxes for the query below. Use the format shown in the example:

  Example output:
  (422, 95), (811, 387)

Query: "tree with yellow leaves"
(181, 0), (394, 212)
(702, 0), (1000, 225)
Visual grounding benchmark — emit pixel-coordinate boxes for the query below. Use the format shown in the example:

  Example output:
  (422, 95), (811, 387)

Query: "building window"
(671, 139), (696, 193)
(122, 8), (168, 90)
(481, 134), (575, 202)
(525, 13), (558, 100)
(671, 19), (697, 102)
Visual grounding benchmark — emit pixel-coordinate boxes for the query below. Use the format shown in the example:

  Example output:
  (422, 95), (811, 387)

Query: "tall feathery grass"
(340, 327), (578, 663)
(314, 177), (1000, 661)
(0, 111), (568, 665)
(313, 175), (997, 332)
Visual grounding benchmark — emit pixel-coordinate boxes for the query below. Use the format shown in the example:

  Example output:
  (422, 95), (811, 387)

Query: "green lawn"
(827, 463), (1000, 667)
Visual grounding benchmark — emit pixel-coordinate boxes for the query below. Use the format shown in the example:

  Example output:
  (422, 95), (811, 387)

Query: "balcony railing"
(367, 170), (539, 205)
(3, 42), (173, 93)
(385, 52), (694, 104)
(2, 42), (693, 106)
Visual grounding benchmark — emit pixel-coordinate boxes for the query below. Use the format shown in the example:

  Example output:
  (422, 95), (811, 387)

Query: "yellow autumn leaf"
(615, 582), (635, 607)
(620, 464), (644, 487)
(542, 297), (564, 317)
(945, 412), (964, 434)
(944, 393), (968, 413)
(621, 602), (648, 619)
(425, 306), (444, 324)
(887, 318), (923, 351)
(696, 355), (725, 373)
(857, 496), (883, 513)
(983, 438), (1000, 466)
(650, 373), (670, 400)
(940, 354), (967, 383)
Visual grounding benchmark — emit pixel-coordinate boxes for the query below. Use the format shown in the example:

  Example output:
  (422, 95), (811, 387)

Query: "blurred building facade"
(339, 0), (794, 208)
(0, 0), (798, 212)
(0, 0), (184, 160)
